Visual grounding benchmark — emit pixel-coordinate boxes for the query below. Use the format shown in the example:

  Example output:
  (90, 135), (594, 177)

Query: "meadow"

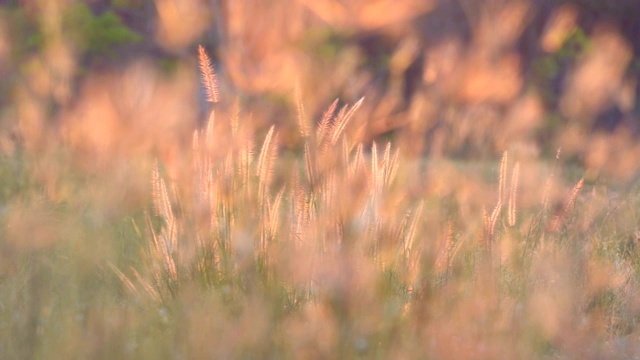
(2, 1), (640, 359)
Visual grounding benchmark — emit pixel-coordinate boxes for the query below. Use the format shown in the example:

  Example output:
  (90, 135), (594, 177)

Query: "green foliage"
(112, 0), (147, 10)
(3, 3), (141, 61)
(299, 28), (348, 62)
(532, 27), (590, 104)
(531, 26), (592, 153)
(64, 3), (142, 58)
(0, 7), (41, 57)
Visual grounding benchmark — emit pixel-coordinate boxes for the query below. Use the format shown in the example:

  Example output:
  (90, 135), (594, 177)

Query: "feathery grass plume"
(367, 141), (384, 250)
(145, 210), (178, 287)
(382, 143), (400, 189)
(321, 169), (337, 216)
(330, 97), (364, 145)
(198, 45), (219, 103)
(289, 165), (306, 245)
(306, 191), (316, 230)
(131, 268), (162, 303)
(303, 142), (316, 187)
(484, 151), (508, 239)
(295, 82), (309, 138)
(108, 263), (140, 297)
(341, 136), (350, 170)
(192, 128), (219, 229)
(151, 160), (177, 251)
(480, 153), (509, 256)
(316, 98), (339, 145)
(220, 153), (236, 217)
(197, 155), (218, 230)
(498, 151), (508, 203)
(549, 178), (584, 233)
(289, 163), (300, 204)
(394, 209), (410, 246)
(489, 200), (502, 237)
(448, 228), (466, 269)
(224, 152), (235, 183)
(231, 98), (240, 137)
(382, 142), (391, 187)
(240, 132), (255, 196)
(403, 201), (423, 257)
(482, 207), (492, 250)
(269, 187), (285, 240)
(508, 162), (520, 227)
(434, 220), (454, 276)
(228, 114), (254, 193)
(257, 125), (278, 202)
(335, 220), (345, 245)
(192, 131), (199, 152)
(328, 106), (347, 142)
(152, 160), (171, 219)
(371, 141), (380, 193)
(349, 142), (364, 178)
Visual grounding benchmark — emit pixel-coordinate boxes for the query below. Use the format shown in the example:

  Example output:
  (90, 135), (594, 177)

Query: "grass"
(2, 2), (640, 358)
(2, 46), (640, 359)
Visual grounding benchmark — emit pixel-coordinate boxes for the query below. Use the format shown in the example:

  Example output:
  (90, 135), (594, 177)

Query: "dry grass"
(89, 46), (638, 358)
(1, 1), (640, 359)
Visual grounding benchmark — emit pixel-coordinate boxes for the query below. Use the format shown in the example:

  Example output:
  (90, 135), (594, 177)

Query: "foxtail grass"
(104, 46), (640, 359)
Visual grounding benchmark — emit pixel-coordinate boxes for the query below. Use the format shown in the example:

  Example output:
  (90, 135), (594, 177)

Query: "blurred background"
(1, 0), (640, 178)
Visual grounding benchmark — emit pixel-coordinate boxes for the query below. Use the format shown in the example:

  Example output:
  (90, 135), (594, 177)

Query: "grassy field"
(2, 1), (640, 359)
(2, 71), (640, 358)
